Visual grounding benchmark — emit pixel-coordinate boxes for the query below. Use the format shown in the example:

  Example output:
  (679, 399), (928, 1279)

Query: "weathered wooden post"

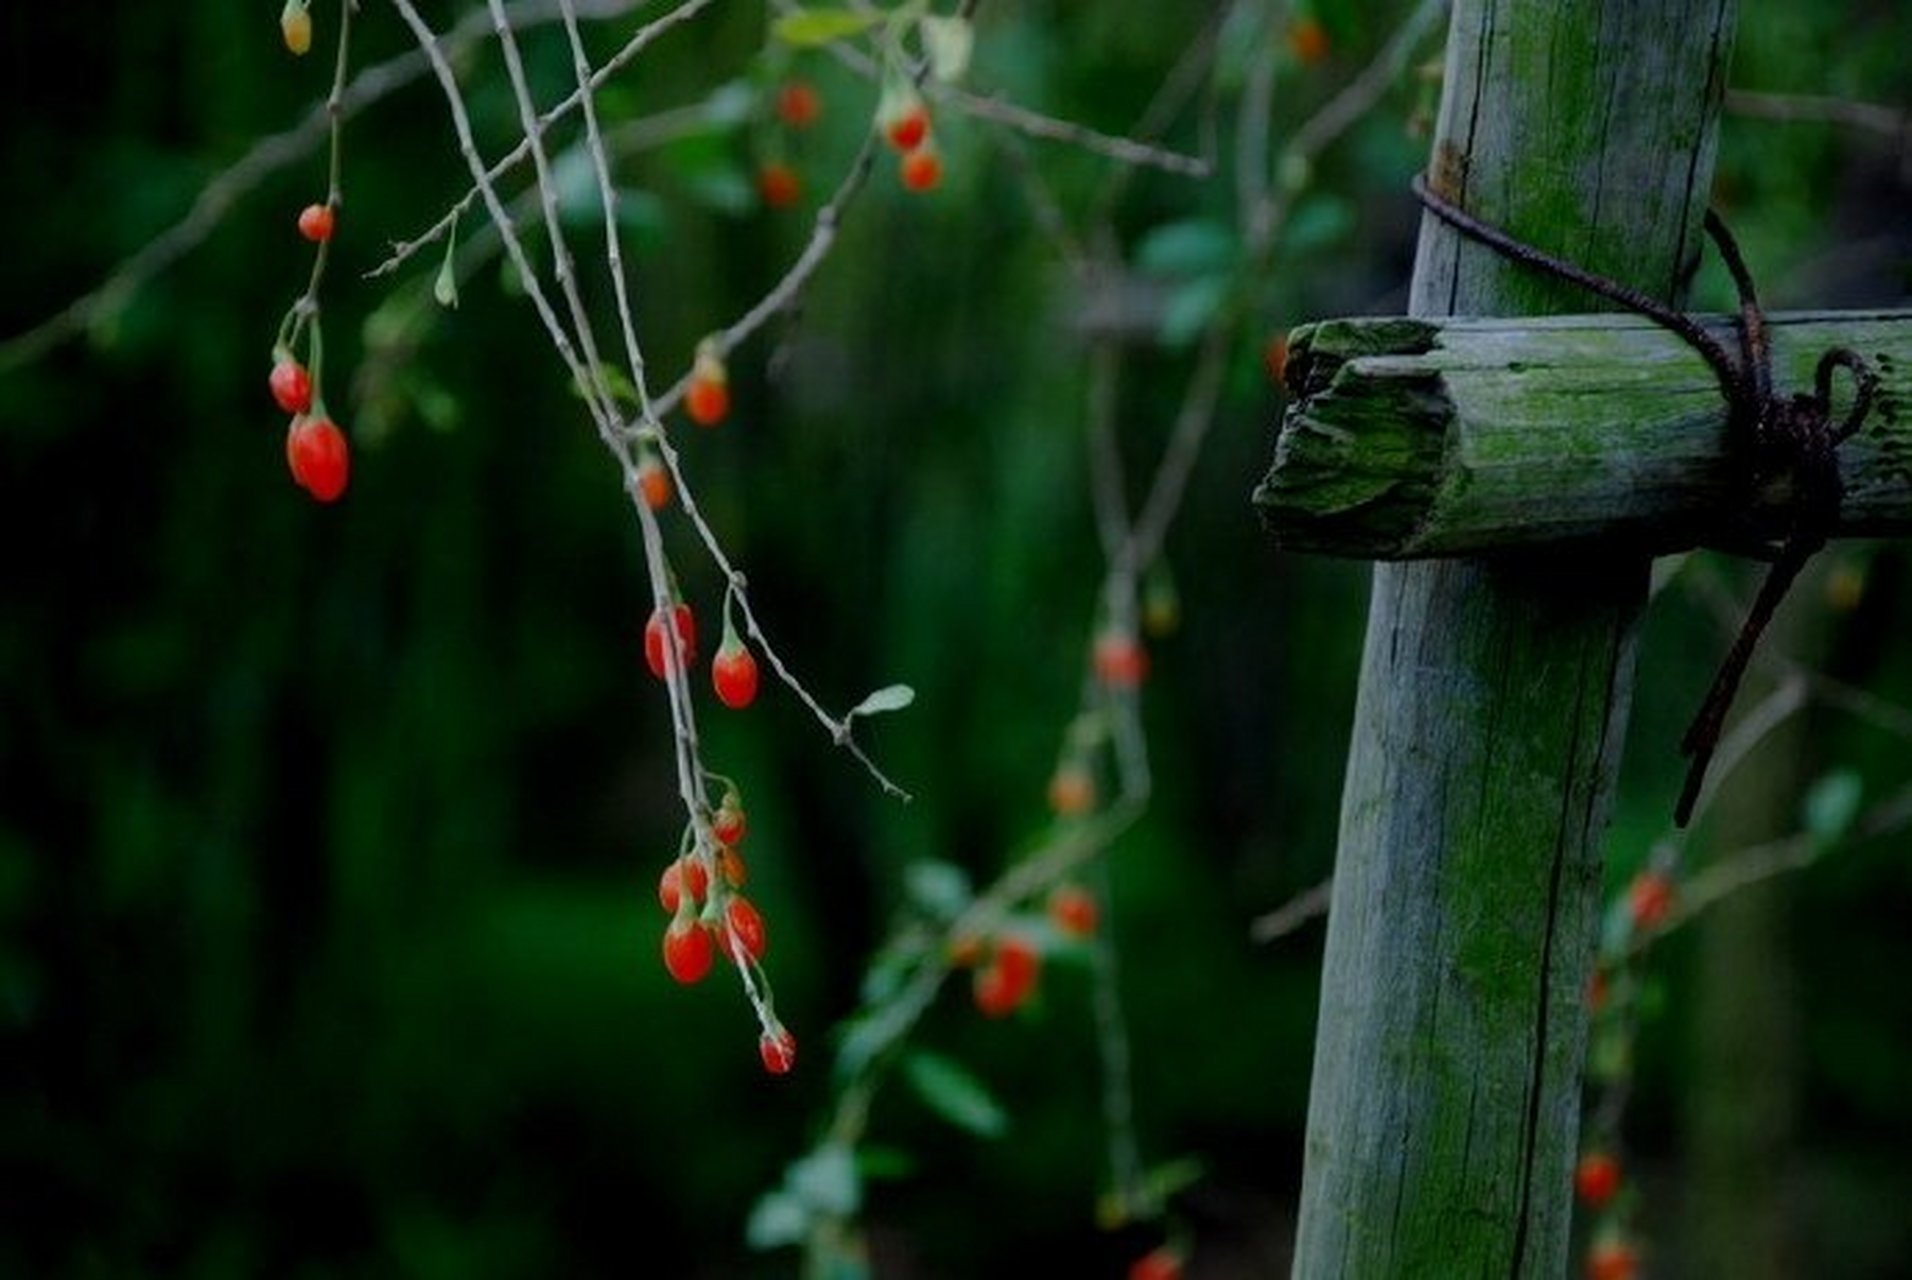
(1278, 0), (1736, 1274)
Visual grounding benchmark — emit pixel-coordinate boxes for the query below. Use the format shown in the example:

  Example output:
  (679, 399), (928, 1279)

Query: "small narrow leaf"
(432, 212), (460, 309)
(1135, 218), (1237, 277)
(1802, 769), (1863, 846)
(744, 1190), (811, 1249)
(903, 1050), (1009, 1138)
(903, 859), (972, 921)
(772, 8), (881, 47)
(789, 1143), (861, 1216)
(847, 684), (915, 719)
(1160, 274), (1230, 347)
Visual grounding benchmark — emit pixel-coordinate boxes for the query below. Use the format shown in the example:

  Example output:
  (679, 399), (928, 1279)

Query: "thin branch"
(1725, 88), (1909, 139)
(1249, 876), (1334, 943)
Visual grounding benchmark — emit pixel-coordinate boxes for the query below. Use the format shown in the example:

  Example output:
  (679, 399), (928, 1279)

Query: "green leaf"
(1285, 193), (1355, 253)
(903, 1050), (1008, 1138)
(789, 1143), (861, 1217)
(1134, 218), (1237, 277)
(744, 1190), (811, 1250)
(772, 8), (881, 47)
(433, 211), (460, 308)
(848, 684), (915, 719)
(903, 859), (971, 920)
(1802, 769), (1863, 846)
(1159, 274), (1230, 347)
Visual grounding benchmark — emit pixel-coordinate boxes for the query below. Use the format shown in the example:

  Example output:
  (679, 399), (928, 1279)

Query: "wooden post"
(1291, 1), (1738, 1274)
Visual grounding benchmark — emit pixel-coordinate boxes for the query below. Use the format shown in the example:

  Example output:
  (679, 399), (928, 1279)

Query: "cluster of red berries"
(947, 883), (1099, 1018)
(268, 202), (350, 503)
(643, 598), (761, 710)
(880, 86), (941, 192)
(757, 79), (821, 210)
(656, 792), (795, 1074)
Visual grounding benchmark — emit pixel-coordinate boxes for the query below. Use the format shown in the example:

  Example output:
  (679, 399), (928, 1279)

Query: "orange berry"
(717, 844), (748, 889)
(973, 933), (1040, 1017)
(635, 454), (671, 510)
(297, 202), (335, 243)
(657, 856), (709, 915)
(1047, 883), (1099, 938)
(900, 145), (942, 192)
(883, 97), (930, 152)
(280, 0), (313, 55)
(1585, 1239), (1640, 1280)
(758, 162), (801, 209)
(685, 348), (729, 427)
(1574, 1151), (1621, 1206)
(1264, 333), (1290, 385)
(775, 79), (822, 129)
(1628, 870), (1674, 932)
(1093, 628), (1149, 689)
(1287, 17), (1330, 65)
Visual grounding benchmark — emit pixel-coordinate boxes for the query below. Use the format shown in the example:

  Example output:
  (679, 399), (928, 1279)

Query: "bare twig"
(1250, 876), (1334, 942)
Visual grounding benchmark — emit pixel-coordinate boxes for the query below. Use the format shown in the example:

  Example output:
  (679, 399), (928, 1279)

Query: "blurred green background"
(2, 1), (1909, 1277)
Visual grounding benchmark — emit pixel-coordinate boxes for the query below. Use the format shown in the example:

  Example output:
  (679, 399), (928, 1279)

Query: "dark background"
(2, 1), (1909, 1276)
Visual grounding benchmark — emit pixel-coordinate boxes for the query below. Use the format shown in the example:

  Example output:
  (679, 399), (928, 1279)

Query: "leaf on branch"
(847, 683), (916, 720)
(772, 8), (882, 47)
(432, 211), (460, 309)
(903, 1050), (1009, 1138)
(903, 859), (972, 921)
(1802, 769), (1863, 846)
(1135, 218), (1237, 277)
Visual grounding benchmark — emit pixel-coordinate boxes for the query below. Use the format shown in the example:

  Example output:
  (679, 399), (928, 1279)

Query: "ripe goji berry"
(1574, 1151), (1621, 1207)
(685, 347), (729, 427)
(286, 416), (349, 502)
(662, 916), (714, 984)
(723, 895), (767, 963)
(1287, 17), (1330, 65)
(1047, 883), (1099, 938)
(1585, 1239), (1640, 1280)
(759, 1025), (797, 1075)
(900, 146), (942, 193)
(635, 454), (671, 511)
(713, 637), (760, 709)
(758, 163), (801, 209)
(883, 96), (930, 152)
(1093, 628), (1149, 688)
(644, 603), (697, 679)
(297, 202), (335, 243)
(775, 80), (821, 129)
(1129, 1247), (1184, 1280)
(1628, 870), (1674, 932)
(973, 933), (1039, 1017)
(657, 856), (709, 915)
(711, 799), (746, 847)
(717, 844), (747, 889)
(269, 358), (313, 415)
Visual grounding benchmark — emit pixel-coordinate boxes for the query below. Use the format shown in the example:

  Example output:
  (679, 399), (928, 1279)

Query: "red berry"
(717, 845), (748, 889)
(1093, 629), (1149, 688)
(884, 99), (930, 152)
(775, 80), (821, 129)
(686, 374), (728, 426)
(657, 856), (709, 915)
(1628, 870), (1674, 932)
(1585, 1240), (1640, 1280)
(644, 603), (697, 679)
(711, 801), (746, 847)
(759, 1025), (797, 1075)
(269, 359), (313, 414)
(758, 162), (801, 209)
(1047, 883), (1099, 938)
(900, 146), (942, 193)
(1287, 17), (1330, 65)
(1129, 1247), (1184, 1280)
(297, 202), (335, 243)
(713, 639), (760, 709)
(1264, 333), (1291, 386)
(1575, 1151), (1622, 1207)
(636, 455), (671, 510)
(662, 916), (714, 985)
(723, 895), (768, 963)
(973, 933), (1040, 1017)
(1588, 967), (1609, 1013)
(285, 416), (349, 502)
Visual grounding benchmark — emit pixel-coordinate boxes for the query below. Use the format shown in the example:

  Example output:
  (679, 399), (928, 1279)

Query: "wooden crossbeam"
(1257, 310), (1912, 558)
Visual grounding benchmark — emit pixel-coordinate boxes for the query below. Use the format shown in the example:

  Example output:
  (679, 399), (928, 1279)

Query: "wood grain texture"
(1289, 1), (1738, 1275)
(1256, 311), (1912, 557)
